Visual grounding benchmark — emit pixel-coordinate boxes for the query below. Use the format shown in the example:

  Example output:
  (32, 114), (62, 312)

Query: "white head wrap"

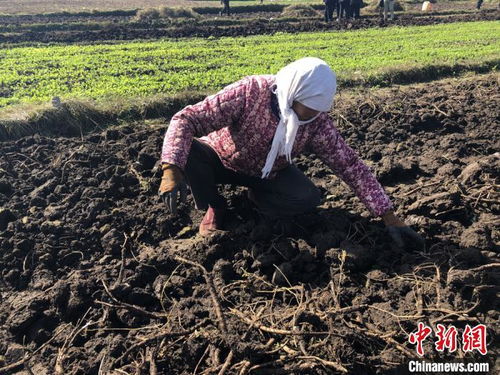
(261, 57), (336, 178)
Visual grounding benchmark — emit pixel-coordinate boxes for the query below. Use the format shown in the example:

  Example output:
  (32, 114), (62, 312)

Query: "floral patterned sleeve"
(309, 118), (393, 217)
(161, 78), (249, 169)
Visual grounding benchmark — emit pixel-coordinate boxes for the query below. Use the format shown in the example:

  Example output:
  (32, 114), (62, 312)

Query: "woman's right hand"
(159, 163), (187, 216)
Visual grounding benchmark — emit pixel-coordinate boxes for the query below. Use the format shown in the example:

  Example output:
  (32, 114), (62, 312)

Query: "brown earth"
(0, 0), (498, 16)
(1, 9), (498, 44)
(0, 0), (221, 15)
(0, 73), (498, 374)
(406, 0), (499, 12)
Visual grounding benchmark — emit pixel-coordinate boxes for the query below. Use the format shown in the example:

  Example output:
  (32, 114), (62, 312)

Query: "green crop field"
(1, 21), (499, 109)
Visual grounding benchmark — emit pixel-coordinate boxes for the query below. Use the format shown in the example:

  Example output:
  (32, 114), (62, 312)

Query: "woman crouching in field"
(159, 57), (423, 249)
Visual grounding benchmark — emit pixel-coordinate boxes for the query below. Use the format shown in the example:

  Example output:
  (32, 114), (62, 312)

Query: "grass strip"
(0, 91), (209, 141)
(0, 21), (498, 109)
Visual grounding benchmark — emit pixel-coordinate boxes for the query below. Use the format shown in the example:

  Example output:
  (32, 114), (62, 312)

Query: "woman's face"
(292, 101), (321, 121)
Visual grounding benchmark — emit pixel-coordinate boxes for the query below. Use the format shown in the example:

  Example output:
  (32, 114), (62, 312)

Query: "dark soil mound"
(0, 74), (498, 374)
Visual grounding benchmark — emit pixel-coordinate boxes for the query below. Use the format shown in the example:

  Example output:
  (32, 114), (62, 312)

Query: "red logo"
(409, 322), (432, 356)
(462, 324), (487, 355)
(408, 323), (487, 356)
(435, 324), (458, 353)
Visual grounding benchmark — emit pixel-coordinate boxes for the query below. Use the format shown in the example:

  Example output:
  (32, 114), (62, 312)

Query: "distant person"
(378, 0), (384, 17)
(350, 0), (362, 19)
(220, 0), (230, 16)
(338, 0), (351, 20)
(324, 0), (337, 22)
(476, 0), (483, 9)
(421, 1), (434, 12)
(384, 0), (395, 21)
(336, 0), (342, 18)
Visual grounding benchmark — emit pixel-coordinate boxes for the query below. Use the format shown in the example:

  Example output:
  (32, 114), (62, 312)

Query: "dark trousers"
(184, 139), (321, 218)
(351, 1), (360, 18)
(220, 2), (230, 15)
(336, 0), (341, 18)
(324, 3), (335, 22)
(338, 1), (351, 19)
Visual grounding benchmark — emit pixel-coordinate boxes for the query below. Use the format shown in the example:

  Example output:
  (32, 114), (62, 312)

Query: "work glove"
(382, 210), (425, 251)
(387, 226), (425, 252)
(159, 163), (187, 216)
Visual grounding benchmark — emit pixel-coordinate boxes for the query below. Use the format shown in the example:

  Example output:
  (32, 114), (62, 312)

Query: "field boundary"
(2, 9), (498, 33)
(0, 3), (496, 20)
(1, 65), (498, 142)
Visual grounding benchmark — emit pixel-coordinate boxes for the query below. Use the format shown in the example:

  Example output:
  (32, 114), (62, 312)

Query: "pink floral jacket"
(161, 75), (393, 216)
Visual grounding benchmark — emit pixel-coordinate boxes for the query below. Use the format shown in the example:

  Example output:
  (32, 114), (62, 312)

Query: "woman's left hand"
(382, 210), (425, 251)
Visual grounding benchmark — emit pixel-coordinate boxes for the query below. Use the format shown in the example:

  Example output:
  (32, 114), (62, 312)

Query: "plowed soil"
(1, 10), (498, 44)
(0, 73), (498, 374)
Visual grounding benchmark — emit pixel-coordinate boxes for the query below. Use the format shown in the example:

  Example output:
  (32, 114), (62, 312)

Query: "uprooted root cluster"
(0, 74), (498, 374)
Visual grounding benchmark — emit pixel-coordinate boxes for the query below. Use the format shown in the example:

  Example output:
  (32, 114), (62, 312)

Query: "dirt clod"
(0, 74), (498, 374)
